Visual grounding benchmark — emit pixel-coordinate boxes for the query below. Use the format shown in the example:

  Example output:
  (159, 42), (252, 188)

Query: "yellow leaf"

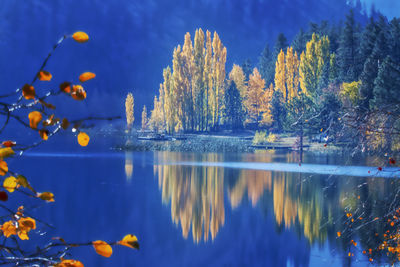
(1, 221), (16, 237)
(79, 72), (96, 83)
(38, 70), (52, 81)
(0, 147), (15, 159)
(28, 111), (42, 129)
(77, 132), (90, 147)
(72, 31), (89, 43)
(56, 259), (85, 267)
(0, 161), (8, 176)
(92, 240), (112, 257)
(22, 84), (35, 100)
(37, 192), (55, 202)
(17, 230), (29, 240)
(3, 176), (17, 193)
(118, 234), (139, 250)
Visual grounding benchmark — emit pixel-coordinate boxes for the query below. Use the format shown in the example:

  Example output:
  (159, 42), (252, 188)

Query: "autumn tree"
(299, 33), (330, 97)
(245, 68), (269, 126)
(125, 92), (134, 130)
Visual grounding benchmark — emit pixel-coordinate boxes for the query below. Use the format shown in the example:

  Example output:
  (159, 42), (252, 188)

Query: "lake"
(7, 136), (400, 266)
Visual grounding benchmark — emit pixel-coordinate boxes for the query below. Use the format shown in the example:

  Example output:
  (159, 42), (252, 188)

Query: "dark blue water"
(4, 135), (400, 266)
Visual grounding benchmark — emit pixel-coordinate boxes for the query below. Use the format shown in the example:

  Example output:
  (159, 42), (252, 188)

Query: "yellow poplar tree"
(285, 47), (300, 100)
(193, 29), (205, 131)
(274, 50), (286, 100)
(125, 92), (134, 130)
(299, 33), (330, 96)
(229, 64), (247, 98)
(162, 66), (175, 133)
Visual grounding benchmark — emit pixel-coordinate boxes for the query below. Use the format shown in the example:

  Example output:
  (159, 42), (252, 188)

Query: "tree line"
(142, 11), (400, 153)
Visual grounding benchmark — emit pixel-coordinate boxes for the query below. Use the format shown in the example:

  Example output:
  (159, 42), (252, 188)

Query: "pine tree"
(224, 81), (244, 130)
(258, 44), (274, 86)
(337, 10), (360, 82)
(292, 28), (307, 55)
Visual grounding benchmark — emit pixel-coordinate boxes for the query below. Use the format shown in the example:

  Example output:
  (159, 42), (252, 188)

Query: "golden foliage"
(79, 72), (96, 83)
(92, 240), (113, 257)
(0, 147), (15, 159)
(3, 176), (17, 193)
(72, 31), (89, 43)
(118, 234), (140, 249)
(1, 221), (16, 237)
(77, 132), (90, 147)
(1, 217), (36, 240)
(37, 192), (55, 202)
(125, 92), (134, 129)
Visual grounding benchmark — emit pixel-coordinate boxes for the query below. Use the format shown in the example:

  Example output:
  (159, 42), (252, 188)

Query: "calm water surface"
(7, 136), (400, 267)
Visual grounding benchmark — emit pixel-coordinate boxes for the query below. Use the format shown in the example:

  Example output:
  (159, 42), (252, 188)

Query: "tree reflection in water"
(152, 151), (400, 265)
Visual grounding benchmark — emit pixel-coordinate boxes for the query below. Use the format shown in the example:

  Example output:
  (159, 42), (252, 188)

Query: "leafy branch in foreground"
(0, 31), (135, 266)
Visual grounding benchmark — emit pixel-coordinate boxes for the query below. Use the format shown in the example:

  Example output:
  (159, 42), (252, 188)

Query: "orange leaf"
(72, 31), (89, 43)
(39, 129), (49, 140)
(71, 85), (87, 100)
(2, 141), (16, 148)
(22, 84), (35, 100)
(118, 234), (139, 250)
(77, 132), (90, 147)
(28, 111), (42, 129)
(37, 192), (55, 202)
(60, 82), (72, 94)
(79, 72), (96, 83)
(37, 70), (52, 81)
(92, 240), (112, 257)
(1, 221), (16, 237)
(0, 161), (8, 176)
(56, 259), (85, 267)
(336, 231), (341, 237)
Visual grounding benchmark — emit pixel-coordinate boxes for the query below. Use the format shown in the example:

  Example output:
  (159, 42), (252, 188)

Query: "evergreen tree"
(337, 10), (360, 82)
(371, 56), (400, 109)
(241, 59), (252, 80)
(390, 18), (400, 62)
(272, 33), (288, 60)
(292, 28), (307, 55)
(270, 91), (285, 132)
(258, 44), (274, 86)
(224, 81), (244, 130)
